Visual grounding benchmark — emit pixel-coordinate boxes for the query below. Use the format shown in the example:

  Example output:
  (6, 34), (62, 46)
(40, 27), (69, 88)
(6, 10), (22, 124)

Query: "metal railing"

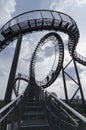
(0, 84), (86, 130)
(0, 93), (25, 130)
(38, 87), (86, 130)
(15, 73), (29, 82)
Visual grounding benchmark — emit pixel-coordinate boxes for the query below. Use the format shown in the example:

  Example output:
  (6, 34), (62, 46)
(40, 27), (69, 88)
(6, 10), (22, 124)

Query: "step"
(24, 105), (42, 111)
(23, 111), (45, 120)
(24, 106), (42, 111)
(25, 101), (40, 106)
(20, 119), (49, 128)
(24, 111), (45, 116)
(25, 98), (37, 102)
(24, 96), (35, 99)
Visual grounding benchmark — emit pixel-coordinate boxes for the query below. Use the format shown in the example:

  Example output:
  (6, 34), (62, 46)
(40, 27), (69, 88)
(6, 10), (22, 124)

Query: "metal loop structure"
(15, 73), (29, 83)
(0, 10), (86, 130)
(30, 32), (64, 88)
(14, 73), (29, 96)
(0, 10), (86, 66)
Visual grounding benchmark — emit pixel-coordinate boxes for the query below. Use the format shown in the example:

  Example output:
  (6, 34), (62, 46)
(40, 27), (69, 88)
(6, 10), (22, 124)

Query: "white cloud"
(50, 0), (86, 99)
(0, 0), (86, 101)
(50, 0), (86, 12)
(0, 0), (16, 27)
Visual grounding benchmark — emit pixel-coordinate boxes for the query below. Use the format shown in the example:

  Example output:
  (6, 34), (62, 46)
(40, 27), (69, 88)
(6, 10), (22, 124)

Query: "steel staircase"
(0, 10), (86, 130)
(19, 92), (50, 130)
(0, 86), (86, 130)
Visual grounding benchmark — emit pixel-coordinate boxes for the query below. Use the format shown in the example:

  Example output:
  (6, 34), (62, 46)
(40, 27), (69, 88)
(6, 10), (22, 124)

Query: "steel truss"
(0, 10), (86, 124)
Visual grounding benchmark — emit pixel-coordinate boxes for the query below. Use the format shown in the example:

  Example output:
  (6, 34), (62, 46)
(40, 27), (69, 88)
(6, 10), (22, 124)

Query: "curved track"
(0, 10), (86, 65)
(0, 10), (86, 89)
(30, 32), (64, 87)
(14, 73), (29, 96)
(15, 73), (29, 83)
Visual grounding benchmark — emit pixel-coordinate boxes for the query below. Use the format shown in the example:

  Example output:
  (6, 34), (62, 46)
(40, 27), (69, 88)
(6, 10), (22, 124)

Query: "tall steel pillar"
(73, 60), (86, 115)
(62, 67), (68, 104)
(4, 33), (22, 105)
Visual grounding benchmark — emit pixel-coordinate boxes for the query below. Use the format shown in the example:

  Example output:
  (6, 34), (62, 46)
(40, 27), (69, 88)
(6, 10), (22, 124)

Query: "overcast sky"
(0, 0), (86, 100)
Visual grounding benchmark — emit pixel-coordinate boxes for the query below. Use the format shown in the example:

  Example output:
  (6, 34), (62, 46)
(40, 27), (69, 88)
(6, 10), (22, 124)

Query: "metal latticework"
(0, 10), (86, 130)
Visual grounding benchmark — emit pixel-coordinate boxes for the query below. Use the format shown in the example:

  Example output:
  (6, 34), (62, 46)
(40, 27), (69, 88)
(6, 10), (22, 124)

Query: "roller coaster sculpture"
(14, 73), (29, 96)
(0, 10), (86, 114)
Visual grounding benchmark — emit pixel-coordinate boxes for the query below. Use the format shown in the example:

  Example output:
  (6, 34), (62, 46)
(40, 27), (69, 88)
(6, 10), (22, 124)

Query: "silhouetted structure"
(0, 10), (86, 130)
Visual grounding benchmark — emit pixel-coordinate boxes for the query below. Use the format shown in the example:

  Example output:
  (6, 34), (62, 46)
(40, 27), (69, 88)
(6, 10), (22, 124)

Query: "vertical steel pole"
(62, 67), (68, 104)
(11, 109), (15, 130)
(73, 60), (86, 115)
(17, 79), (20, 95)
(4, 34), (22, 105)
(2, 34), (22, 130)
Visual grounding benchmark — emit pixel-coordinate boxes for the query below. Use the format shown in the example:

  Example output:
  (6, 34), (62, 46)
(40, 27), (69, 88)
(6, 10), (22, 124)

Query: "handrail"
(39, 88), (86, 125)
(0, 90), (27, 130)
(14, 74), (29, 96)
(0, 94), (23, 114)
(50, 98), (78, 126)
(47, 99), (78, 127)
(15, 73), (29, 82)
(49, 92), (86, 123)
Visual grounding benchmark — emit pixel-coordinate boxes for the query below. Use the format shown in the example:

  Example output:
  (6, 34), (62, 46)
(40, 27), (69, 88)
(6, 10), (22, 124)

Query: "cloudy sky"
(0, 0), (86, 100)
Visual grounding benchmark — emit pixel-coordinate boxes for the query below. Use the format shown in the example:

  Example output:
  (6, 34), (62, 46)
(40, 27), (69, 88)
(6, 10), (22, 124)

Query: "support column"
(17, 78), (21, 95)
(62, 67), (68, 104)
(4, 34), (22, 105)
(73, 60), (86, 115)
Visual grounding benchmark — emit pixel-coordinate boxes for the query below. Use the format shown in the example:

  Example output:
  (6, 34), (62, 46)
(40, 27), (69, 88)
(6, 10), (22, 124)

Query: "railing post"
(11, 108), (15, 130)
(58, 103), (62, 130)
(62, 67), (68, 104)
(0, 115), (1, 130)
(17, 95), (24, 130)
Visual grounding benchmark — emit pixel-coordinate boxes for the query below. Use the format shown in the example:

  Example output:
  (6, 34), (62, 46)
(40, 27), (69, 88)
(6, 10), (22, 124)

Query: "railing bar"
(51, 94), (86, 123)
(0, 94), (22, 114)
(51, 98), (78, 126)
(60, 106), (78, 126)
(44, 91), (86, 123)
(46, 105), (58, 119)
(0, 107), (14, 123)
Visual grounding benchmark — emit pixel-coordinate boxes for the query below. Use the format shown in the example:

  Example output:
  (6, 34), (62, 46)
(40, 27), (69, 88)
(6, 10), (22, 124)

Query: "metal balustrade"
(0, 84), (86, 130)
(0, 9), (86, 130)
(38, 87), (86, 130)
(0, 89), (27, 130)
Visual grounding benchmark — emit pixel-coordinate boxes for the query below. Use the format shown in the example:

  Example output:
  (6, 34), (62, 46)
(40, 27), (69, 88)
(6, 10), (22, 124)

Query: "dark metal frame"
(38, 87), (86, 130)
(14, 73), (29, 96)
(0, 9), (86, 129)
(62, 59), (86, 115)
(30, 32), (64, 88)
(4, 34), (22, 106)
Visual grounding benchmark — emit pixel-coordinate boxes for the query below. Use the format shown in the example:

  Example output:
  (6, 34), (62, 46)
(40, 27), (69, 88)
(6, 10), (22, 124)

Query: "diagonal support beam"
(62, 67), (68, 104)
(73, 60), (86, 115)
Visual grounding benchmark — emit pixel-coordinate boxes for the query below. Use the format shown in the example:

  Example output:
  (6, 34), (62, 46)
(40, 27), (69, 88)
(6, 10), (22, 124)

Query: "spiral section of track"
(30, 32), (64, 88)
(0, 10), (85, 65)
(14, 73), (29, 96)
(0, 10), (86, 88)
